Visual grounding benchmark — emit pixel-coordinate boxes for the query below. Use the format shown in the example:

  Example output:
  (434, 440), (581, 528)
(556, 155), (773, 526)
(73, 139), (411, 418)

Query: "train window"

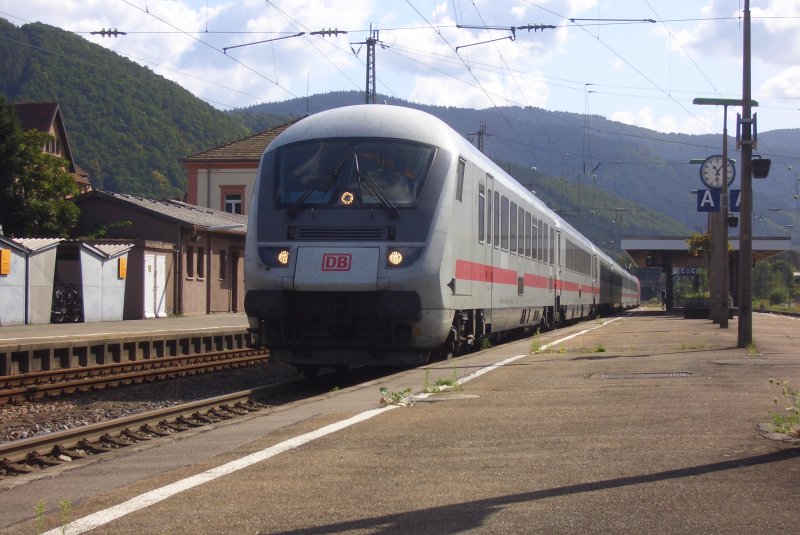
(532, 219), (538, 261)
(456, 158), (465, 202)
(542, 223), (548, 264)
(550, 228), (556, 266)
(486, 187), (492, 246)
(478, 183), (485, 243)
(525, 212), (532, 258)
(500, 196), (509, 251)
(493, 191), (500, 248)
(273, 138), (436, 209)
(509, 201), (518, 253)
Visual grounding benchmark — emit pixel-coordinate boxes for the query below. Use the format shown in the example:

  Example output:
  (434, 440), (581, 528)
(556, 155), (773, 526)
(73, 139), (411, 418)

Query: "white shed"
(78, 242), (133, 322)
(0, 237), (62, 325)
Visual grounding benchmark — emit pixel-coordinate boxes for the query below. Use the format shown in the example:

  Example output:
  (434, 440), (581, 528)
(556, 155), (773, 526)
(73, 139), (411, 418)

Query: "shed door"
(155, 255), (167, 317)
(144, 254), (167, 319)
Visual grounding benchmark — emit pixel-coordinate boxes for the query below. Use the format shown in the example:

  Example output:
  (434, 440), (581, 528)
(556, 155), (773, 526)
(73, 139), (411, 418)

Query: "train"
(244, 105), (639, 371)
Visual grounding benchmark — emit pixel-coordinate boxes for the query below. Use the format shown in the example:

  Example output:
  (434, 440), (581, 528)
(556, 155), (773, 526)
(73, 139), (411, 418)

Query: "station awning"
(621, 236), (792, 269)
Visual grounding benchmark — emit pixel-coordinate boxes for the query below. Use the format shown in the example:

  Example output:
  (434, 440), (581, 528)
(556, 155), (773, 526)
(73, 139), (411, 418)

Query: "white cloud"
(611, 106), (712, 135)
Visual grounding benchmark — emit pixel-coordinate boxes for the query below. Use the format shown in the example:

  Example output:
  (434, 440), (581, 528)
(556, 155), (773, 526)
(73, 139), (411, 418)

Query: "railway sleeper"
(52, 444), (86, 461)
(77, 439), (111, 455)
(121, 428), (151, 442)
(139, 423), (174, 437)
(1, 457), (32, 475)
(25, 451), (60, 468)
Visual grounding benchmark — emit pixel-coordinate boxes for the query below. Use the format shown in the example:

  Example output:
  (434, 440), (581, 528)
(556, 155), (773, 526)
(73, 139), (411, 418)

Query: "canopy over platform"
(621, 236), (791, 269)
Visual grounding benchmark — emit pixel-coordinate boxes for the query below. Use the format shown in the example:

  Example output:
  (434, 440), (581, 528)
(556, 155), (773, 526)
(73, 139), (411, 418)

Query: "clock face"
(700, 155), (735, 189)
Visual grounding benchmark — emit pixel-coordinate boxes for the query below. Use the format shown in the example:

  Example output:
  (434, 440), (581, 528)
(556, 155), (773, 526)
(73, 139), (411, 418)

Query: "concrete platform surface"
(1, 309), (798, 534)
(0, 313), (250, 345)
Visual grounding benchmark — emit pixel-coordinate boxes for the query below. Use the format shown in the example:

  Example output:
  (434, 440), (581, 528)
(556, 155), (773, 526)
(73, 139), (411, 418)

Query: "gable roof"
(13, 102), (77, 171)
(0, 237), (63, 253)
(75, 190), (247, 233)
(183, 117), (303, 162)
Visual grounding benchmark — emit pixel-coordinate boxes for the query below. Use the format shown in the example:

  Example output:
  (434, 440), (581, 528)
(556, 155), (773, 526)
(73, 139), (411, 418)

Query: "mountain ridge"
(1, 18), (796, 251)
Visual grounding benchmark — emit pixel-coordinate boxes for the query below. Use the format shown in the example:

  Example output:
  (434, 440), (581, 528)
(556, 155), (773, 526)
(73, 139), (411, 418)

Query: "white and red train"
(244, 105), (639, 369)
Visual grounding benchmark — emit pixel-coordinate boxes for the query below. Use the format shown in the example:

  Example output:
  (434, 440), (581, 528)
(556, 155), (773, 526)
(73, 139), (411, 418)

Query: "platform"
(0, 314), (251, 376)
(1, 309), (798, 534)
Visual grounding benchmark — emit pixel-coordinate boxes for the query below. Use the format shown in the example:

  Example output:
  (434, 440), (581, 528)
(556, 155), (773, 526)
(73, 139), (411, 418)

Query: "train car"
(244, 105), (638, 370)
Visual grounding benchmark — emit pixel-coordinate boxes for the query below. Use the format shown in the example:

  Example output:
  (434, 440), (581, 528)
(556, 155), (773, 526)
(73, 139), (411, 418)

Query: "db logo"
(322, 253), (352, 271)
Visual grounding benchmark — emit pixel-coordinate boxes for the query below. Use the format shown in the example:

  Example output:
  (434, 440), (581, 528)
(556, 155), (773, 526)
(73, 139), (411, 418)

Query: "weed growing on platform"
(530, 328), (542, 353)
(59, 498), (72, 534)
(481, 337), (492, 350)
(593, 345), (606, 352)
(769, 379), (800, 436)
(34, 500), (45, 535)
(379, 386), (412, 405)
(423, 368), (460, 393)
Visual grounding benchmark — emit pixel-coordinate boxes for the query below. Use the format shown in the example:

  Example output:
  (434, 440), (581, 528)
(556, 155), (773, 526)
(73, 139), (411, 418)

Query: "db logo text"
(322, 253), (352, 271)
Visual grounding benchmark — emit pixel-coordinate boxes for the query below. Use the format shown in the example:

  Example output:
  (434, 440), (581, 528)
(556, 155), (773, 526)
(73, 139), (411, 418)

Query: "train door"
(591, 253), (598, 314)
(553, 228), (562, 323)
(453, 158), (472, 296)
(483, 175), (496, 330)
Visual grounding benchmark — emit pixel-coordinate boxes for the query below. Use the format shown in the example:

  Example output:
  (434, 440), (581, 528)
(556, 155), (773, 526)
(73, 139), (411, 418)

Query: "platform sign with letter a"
(696, 189), (741, 213)
(696, 189), (720, 212)
(729, 189), (741, 213)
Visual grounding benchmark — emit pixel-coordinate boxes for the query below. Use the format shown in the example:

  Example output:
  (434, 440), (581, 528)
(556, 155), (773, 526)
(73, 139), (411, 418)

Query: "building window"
(224, 193), (242, 214)
(186, 246), (194, 278)
(220, 186), (246, 214)
(197, 247), (205, 279)
(219, 250), (228, 280)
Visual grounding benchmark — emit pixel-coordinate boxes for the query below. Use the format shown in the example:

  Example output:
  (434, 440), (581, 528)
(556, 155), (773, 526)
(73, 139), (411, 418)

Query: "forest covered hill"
(2, 18), (797, 251)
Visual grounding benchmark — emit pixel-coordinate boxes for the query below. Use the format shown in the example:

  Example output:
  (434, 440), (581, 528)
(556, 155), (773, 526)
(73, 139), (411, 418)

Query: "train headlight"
(258, 246), (291, 267)
(386, 247), (423, 268)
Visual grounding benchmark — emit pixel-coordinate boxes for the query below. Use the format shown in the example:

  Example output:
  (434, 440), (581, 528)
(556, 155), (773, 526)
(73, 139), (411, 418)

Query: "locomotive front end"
(244, 106), (456, 368)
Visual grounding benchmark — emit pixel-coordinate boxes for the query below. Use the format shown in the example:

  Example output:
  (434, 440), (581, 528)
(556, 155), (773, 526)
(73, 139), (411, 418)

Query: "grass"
(769, 379), (800, 436)
(379, 386), (412, 405)
(422, 367), (462, 393)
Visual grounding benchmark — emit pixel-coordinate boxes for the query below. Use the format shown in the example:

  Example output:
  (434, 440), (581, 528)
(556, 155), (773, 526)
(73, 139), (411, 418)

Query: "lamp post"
(692, 99), (740, 328)
(739, 0), (755, 347)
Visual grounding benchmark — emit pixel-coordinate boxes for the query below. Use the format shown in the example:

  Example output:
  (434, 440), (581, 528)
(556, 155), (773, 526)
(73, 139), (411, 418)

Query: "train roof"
(266, 105), (635, 282)
(267, 105), (460, 153)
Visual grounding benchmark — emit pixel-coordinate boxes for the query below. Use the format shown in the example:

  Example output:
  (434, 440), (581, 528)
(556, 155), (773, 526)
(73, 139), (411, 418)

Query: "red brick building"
(183, 119), (300, 215)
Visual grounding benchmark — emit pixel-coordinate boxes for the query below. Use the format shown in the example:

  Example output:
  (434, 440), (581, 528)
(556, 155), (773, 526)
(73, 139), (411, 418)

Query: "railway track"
(0, 348), (269, 404)
(0, 366), (391, 480)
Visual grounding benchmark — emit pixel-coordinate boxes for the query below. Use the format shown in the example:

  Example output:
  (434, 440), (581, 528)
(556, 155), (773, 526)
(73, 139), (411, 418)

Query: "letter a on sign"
(696, 189), (720, 212)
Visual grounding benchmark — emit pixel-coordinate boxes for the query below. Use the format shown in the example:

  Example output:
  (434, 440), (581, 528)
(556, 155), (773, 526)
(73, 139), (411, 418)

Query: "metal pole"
(720, 105), (729, 328)
(738, 0), (753, 347)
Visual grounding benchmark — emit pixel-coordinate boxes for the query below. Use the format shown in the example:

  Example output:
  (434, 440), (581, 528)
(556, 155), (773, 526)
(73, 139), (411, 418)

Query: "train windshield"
(274, 138), (436, 212)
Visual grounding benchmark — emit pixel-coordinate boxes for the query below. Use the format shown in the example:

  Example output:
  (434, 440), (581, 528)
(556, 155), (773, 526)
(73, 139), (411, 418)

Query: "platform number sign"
(696, 189), (740, 212)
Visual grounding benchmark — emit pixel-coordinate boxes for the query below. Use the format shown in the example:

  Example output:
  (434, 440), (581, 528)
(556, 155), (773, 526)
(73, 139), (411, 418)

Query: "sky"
(2, 1), (800, 135)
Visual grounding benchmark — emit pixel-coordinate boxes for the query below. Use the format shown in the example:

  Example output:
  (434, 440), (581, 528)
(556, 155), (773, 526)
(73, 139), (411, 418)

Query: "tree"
(0, 94), (22, 192)
(0, 125), (79, 237)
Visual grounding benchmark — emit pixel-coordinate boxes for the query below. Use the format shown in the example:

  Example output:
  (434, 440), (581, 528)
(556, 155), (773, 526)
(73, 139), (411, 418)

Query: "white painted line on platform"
(538, 316), (624, 352)
(43, 314), (626, 535)
(43, 406), (398, 535)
